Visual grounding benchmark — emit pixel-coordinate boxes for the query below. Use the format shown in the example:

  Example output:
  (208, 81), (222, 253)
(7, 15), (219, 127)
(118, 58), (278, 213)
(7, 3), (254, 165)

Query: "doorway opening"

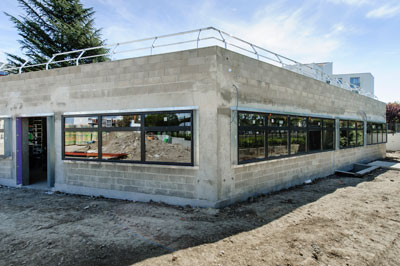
(17, 116), (54, 188)
(28, 117), (47, 186)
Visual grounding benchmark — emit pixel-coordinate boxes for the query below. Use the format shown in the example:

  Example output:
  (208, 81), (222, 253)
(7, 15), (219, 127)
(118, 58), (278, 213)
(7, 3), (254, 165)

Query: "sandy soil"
(0, 153), (400, 266)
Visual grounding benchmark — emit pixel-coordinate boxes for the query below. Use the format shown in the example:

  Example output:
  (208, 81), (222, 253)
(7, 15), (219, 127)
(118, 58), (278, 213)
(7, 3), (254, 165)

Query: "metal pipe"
(150, 37), (158, 55)
(76, 50), (86, 66)
(196, 29), (202, 48)
(218, 30), (227, 49)
(19, 60), (29, 74)
(46, 55), (56, 70)
(250, 44), (259, 60)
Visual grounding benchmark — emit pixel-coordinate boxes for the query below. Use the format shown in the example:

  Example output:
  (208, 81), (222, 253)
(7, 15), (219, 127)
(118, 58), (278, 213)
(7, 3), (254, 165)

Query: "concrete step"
(368, 160), (400, 171)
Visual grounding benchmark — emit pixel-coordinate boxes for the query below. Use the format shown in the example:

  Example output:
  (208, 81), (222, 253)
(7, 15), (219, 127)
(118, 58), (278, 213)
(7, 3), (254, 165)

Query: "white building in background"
(284, 62), (375, 98)
(332, 72), (374, 96)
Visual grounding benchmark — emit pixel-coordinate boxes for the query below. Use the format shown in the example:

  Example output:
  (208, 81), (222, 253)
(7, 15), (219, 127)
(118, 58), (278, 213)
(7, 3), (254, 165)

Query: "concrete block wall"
(0, 158), (14, 181)
(214, 47), (387, 204)
(335, 144), (386, 169)
(63, 161), (198, 199)
(214, 47), (385, 119)
(230, 144), (385, 202)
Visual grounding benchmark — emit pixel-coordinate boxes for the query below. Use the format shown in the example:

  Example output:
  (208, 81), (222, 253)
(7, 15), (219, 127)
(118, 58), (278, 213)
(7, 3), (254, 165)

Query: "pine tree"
(5, 0), (108, 71)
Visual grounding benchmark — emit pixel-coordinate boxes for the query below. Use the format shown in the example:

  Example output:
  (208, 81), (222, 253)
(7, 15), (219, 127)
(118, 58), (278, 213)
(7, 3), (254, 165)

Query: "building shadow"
(91, 169), (388, 266)
(0, 168), (390, 266)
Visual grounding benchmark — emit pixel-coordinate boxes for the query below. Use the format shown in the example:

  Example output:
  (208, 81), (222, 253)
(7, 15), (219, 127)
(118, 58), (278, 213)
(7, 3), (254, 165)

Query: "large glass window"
(290, 130), (306, 155)
(64, 131), (99, 159)
(268, 114), (288, 127)
(356, 121), (364, 146)
(268, 130), (289, 157)
(65, 116), (98, 128)
(238, 112), (266, 163)
(268, 114), (289, 157)
(63, 111), (193, 166)
(239, 113), (264, 127)
(238, 130), (265, 162)
(367, 122), (387, 145)
(237, 112), (336, 164)
(383, 124), (387, 143)
(308, 117), (322, 152)
(145, 131), (192, 163)
(308, 131), (321, 151)
(102, 115), (141, 128)
(367, 123), (373, 145)
(339, 120), (363, 149)
(322, 119), (335, 150)
(102, 131), (141, 161)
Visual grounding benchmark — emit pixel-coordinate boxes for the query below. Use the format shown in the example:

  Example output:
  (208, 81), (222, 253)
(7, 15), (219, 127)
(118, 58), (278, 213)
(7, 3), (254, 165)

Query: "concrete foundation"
(0, 46), (386, 207)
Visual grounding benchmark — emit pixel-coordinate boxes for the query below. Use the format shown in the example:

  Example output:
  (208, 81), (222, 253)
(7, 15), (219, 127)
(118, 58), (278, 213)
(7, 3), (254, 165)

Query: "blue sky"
(1, 0), (399, 103)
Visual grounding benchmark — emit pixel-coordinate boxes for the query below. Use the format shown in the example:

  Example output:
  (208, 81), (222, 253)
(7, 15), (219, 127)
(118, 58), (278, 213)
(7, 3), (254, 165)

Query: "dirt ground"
(1, 153), (400, 266)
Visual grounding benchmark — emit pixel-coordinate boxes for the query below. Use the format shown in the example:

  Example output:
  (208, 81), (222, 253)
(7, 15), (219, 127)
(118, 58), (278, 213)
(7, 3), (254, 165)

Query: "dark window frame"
(237, 111), (336, 164)
(62, 110), (194, 166)
(339, 119), (364, 149)
(367, 122), (387, 145)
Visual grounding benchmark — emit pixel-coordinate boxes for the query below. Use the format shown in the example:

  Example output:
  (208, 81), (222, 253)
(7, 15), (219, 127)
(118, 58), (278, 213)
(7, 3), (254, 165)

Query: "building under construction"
(0, 27), (387, 207)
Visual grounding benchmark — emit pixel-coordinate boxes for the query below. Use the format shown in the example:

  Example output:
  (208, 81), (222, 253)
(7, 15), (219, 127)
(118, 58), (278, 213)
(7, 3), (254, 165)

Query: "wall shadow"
(101, 168), (389, 266)
(0, 167), (390, 266)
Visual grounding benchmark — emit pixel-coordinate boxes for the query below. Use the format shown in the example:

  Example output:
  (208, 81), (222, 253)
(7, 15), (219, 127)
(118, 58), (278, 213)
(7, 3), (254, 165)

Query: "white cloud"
(215, 3), (343, 63)
(83, 0), (348, 64)
(366, 4), (400, 18)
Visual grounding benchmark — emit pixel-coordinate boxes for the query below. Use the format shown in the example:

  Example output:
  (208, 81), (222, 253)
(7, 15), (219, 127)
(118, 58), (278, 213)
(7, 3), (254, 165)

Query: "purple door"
(16, 117), (22, 185)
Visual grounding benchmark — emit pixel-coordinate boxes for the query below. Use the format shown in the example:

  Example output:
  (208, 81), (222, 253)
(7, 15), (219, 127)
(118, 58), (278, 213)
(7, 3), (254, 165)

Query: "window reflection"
(239, 131), (265, 161)
(145, 131), (191, 163)
(290, 130), (306, 155)
(102, 131), (141, 160)
(268, 130), (288, 157)
(102, 115), (141, 128)
(145, 113), (191, 127)
(64, 131), (98, 158)
(65, 116), (98, 128)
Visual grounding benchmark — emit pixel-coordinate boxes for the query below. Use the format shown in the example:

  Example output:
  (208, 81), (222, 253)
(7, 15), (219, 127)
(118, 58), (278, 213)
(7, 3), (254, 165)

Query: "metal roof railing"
(0, 26), (375, 98)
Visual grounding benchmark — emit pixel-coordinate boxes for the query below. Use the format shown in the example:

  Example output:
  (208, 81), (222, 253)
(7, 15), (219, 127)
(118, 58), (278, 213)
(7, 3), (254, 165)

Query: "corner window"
(367, 122), (387, 145)
(63, 111), (193, 166)
(237, 112), (335, 164)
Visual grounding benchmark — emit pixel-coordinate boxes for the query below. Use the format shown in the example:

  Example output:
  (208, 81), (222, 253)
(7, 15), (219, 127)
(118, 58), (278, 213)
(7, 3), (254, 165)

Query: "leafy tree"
(5, 0), (108, 70)
(386, 102), (400, 124)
